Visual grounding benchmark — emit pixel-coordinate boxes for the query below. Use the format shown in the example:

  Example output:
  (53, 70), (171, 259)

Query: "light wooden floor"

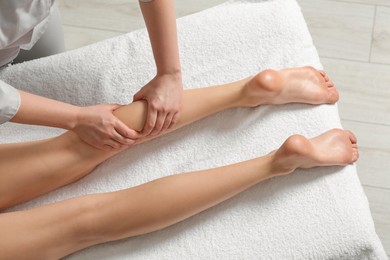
(57, 0), (390, 257)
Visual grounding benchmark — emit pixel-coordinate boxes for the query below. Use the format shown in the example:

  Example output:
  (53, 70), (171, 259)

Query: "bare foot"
(243, 66), (339, 107)
(270, 129), (358, 176)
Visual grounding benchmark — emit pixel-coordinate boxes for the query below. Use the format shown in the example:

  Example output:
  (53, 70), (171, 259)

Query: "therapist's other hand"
(133, 73), (183, 136)
(73, 104), (140, 151)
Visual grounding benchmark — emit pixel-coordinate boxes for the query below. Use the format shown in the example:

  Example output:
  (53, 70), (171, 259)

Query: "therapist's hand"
(73, 104), (140, 151)
(133, 72), (183, 136)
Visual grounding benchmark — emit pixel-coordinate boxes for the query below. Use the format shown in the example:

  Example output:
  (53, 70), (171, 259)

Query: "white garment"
(0, 0), (54, 124)
(0, 0), (152, 125)
(0, 80), (20, 124)
(0, 0), (149, 67)
(0, 0), (54, 66)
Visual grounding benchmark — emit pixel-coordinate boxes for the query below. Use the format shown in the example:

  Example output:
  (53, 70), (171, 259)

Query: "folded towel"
(0, 0), (386, 259)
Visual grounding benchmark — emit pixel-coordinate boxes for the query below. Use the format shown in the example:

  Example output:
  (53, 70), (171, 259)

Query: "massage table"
(0, 0), (386, 259)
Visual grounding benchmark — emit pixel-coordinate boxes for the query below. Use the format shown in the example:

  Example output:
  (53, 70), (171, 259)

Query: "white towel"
(0, 0), (386, 259)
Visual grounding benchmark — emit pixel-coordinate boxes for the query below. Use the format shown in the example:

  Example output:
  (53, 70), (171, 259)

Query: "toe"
(327, 88), (339, 103)
(352, 149), (359, 162)
(346, 130), (358, 144)
(319, 70), (330, 82)
(326, 80), (334, 88)
(325, 75), (330, 82)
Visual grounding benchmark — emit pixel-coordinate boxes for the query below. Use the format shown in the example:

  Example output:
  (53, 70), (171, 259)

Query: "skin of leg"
(0, 67), (346, 258)
(0, 79), (245, 210)
(13, 3), (65, 64)
(0, 66), (338, 209)
(0, 128), (358, 259)
(0, 151), (276, 259)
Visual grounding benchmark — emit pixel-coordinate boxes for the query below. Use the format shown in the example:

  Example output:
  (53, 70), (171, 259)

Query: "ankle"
(268, 151), (297, 177)
(229, 77), (253, 107)
(239, 70), (284, 108)
(255, 69), (281, 92)
(237, 76), (259, 107)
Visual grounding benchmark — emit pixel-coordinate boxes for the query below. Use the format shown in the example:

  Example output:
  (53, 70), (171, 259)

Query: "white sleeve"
(0, 80), (20, 124)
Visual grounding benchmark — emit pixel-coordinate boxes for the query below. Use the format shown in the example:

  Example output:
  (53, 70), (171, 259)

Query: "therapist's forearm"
(139, 0), (181, 75)
(10, 90), (79, 130)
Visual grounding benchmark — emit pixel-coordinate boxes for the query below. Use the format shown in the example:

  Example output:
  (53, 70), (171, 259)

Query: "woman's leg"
(0, 128), (358, 259)
(0, 66), (337, 209)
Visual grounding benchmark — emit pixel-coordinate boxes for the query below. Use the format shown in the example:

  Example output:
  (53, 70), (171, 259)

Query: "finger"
(161, 112), (174, 132)
(102, 144), (115, 151)
(107, 103), (122, 111)
(104, 139), (122, 150)
(93, 142), (113, 152)
(168, 112), (180, 129)
(150, 112), (166, 135)
(112, 131), (134, 145)
(104, 142), (129, 152)
(80, 133), (111, 151)
(114, 119), (141, 140)
(142, 107), (158, 136)
(133, 91), (145, 102)
(151, 111), (167, 136)
(126, 129), (141, 139)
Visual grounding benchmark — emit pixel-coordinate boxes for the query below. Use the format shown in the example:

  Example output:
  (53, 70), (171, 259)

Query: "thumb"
(107, 103), (122, 112)
(133, 89), (145, 102)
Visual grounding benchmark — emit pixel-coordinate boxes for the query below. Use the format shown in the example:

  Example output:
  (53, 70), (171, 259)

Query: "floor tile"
(173, 0), (226, 17)
(371, 6), (390, 64)
(57, 0), (144, 33)
(321, 58), (390, 126)
(342, 120), (390, 155)
(331, 0), (390, 6)
(342, 120), (390, 189)
(57, 0), (226, 33)
(358, 147), (390, 190)
(297, 0), (375, 61)
(363, 186), (390, 256)
(63, 26), (122, 50)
